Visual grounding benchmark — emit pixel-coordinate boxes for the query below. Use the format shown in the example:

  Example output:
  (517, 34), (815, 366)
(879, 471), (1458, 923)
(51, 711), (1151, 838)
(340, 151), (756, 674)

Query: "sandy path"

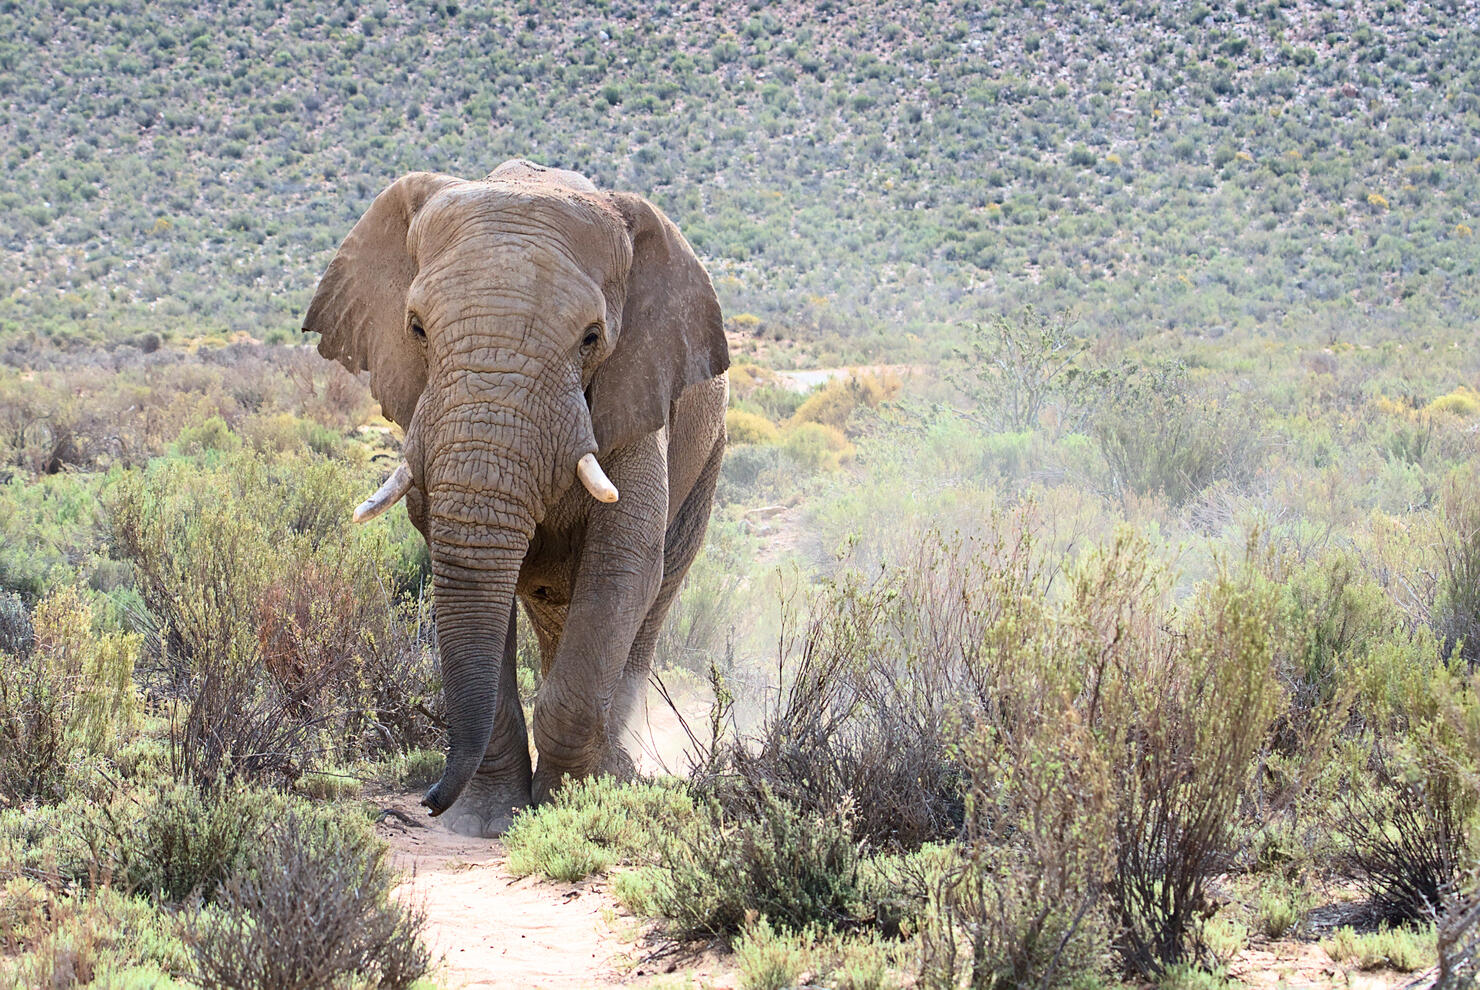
(379, 795), (644, 990)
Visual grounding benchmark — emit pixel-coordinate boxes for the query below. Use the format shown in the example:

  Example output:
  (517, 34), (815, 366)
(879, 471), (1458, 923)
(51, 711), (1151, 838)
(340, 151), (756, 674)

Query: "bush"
(655, 785), (865, 936)
(726, 407), (782, 445)
(80, 781), (269, 903)
(0, 885), (191, 989)
(1334, 641), (1477, 924)
(1435, 466), (1480, 667)
(733, 917), (810, 990)
(790, 373), (900, 434)
(698, 528), (1041, 851)
(782, 421), (853, 472)
(106, 451), (435, 786)
(0, 586), (138, 802)
(504, 775), (696, 882)
(920, 721), (1115, 990)
(1440, 876), (1480, 990)
(950, 306), (1089, 434)
(184, 807), (430, 990)
(1105, 553), (1286, 975)
(1093, 362), (1263, 506)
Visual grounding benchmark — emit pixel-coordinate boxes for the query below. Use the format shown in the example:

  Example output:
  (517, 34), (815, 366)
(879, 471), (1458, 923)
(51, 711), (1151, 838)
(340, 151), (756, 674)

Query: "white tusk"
(576, 453), (619, 503)
(353, 462), (413, 523)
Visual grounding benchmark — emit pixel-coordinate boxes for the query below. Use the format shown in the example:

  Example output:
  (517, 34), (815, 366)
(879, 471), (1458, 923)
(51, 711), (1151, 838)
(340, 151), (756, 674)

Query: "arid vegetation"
(3, 0), (1480, 987)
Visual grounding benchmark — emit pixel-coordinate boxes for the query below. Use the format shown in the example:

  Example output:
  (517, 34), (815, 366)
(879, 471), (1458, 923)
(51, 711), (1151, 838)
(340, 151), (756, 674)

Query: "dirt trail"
(379, 791), (732, 990)
(379, 795), (635, 990)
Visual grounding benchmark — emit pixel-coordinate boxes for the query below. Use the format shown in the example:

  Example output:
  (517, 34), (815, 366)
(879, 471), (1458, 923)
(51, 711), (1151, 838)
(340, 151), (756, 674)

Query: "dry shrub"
(709, 521), (1286, 982)
(1102, 550), (1285, 975)
(790, 372), (901, 434)
(108, 451), (435, 786)
(0, 587), (137, 802)
(1333, 744), (1471, 924)
(185, 807), (431, 990)
(699, 515), (1054, 851)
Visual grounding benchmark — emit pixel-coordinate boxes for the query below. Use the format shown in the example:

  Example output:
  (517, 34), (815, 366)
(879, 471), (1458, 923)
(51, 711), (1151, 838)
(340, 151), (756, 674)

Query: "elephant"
(303, 158), (729, 836)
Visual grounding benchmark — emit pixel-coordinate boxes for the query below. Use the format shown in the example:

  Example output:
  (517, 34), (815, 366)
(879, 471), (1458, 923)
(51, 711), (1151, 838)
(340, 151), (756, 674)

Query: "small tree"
(951, 306), (1092, 434)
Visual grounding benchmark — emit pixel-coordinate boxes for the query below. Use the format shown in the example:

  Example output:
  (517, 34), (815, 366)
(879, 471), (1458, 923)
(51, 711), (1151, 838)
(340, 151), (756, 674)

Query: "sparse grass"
(1321, 925), (1436, 972)
(734, 917), (811, 990)
(1252, 877), (1311, 939)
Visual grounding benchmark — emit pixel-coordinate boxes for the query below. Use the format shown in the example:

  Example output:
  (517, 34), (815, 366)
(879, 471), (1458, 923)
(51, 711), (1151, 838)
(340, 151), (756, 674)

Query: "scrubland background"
(1, 2), (1478, 988)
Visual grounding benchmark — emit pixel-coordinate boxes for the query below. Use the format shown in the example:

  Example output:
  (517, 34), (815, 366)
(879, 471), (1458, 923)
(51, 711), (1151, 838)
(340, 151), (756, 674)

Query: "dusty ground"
(380, 791), (736, 990)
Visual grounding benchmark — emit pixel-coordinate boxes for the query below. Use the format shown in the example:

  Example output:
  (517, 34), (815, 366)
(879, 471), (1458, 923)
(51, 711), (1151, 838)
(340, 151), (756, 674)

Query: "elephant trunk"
(413, 352), (601, 816)
(420, 526), (528, 816)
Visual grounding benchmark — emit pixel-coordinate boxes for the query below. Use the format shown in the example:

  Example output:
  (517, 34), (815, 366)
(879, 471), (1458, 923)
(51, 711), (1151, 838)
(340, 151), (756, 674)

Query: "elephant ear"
(590, 192), (729, 453)
(302, 172), (462, 429)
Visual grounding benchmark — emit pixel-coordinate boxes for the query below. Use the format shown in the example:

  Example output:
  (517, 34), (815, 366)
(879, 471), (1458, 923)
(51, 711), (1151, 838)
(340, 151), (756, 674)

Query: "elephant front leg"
(530, 442), (667, 804)
(445, 600), (532, 837)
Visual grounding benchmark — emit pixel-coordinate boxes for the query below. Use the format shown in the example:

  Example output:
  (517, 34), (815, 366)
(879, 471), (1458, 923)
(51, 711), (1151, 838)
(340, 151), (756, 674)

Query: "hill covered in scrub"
(2, 0), (1479, 362)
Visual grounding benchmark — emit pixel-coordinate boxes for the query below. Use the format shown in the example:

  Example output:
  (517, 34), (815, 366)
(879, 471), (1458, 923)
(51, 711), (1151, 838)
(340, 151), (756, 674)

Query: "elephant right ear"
(302, 172), (462, 429)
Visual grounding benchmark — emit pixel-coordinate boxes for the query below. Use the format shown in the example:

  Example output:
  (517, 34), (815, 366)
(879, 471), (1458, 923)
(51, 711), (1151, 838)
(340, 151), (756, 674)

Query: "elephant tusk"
(353, 462), (413, 523)
(576, 453), (619, 503)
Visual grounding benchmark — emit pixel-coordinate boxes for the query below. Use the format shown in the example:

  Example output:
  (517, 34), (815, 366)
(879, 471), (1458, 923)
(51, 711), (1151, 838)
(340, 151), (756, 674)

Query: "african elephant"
(303, 159), (728, 836)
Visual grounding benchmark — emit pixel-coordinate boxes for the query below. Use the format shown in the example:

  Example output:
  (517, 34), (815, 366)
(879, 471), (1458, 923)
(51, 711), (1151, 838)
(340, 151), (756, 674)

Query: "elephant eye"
(409, 315), (426, 340)
(581, 324), (602, 351)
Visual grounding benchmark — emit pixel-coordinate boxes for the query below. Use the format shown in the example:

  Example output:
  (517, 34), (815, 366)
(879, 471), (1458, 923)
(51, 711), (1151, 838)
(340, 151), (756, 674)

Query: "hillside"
(2, 0), (1479, 362)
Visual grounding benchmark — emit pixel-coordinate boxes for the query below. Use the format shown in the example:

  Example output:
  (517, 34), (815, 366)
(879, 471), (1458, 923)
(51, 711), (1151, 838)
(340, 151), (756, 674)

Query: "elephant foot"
(444, 778), (530, 838)
(597, 744), (637, 781)
(530, 766), (568, 807)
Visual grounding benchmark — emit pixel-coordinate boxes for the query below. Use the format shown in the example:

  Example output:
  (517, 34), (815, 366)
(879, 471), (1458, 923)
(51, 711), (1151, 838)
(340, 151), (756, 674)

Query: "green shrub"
(90, 782), (268, 903)
(950, 306), (1089, 434)
(656, 785), (864, 936)
(1105, 552), (1286, 975)
(1092, 362), (1263, 506)
(1253, 877), (1310, 939)
(1436, 466), (1480, 667)
(395, 747), (444, 791)
(0, 885), (192, 989)
(504, 775), (697, 882)
(1334, 636), (1477, 924)
(171, 415), (240, 455)
(733, 917), (811, 990)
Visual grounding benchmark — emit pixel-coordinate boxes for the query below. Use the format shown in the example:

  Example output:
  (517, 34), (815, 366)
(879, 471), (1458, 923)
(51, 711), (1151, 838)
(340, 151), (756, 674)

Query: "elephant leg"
(531, 435), (667, 804)
(604, 431), (725, 775)
(445, 600), (532, 837)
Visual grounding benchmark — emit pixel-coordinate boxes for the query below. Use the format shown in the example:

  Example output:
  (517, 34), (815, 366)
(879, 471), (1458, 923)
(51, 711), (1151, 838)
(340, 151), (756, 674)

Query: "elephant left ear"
(589, 192), (729, 453)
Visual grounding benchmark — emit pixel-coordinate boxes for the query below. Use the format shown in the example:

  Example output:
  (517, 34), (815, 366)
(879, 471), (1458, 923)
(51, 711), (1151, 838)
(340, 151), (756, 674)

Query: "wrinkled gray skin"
(304, 159), (728, 836)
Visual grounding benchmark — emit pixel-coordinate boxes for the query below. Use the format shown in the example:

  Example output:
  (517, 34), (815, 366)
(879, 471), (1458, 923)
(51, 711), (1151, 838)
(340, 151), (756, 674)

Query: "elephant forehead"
(413, 184), (628, 272)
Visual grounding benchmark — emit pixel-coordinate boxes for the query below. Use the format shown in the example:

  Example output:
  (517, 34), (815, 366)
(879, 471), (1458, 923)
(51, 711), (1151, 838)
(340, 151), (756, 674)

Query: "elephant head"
(303, 163), (727, 815)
